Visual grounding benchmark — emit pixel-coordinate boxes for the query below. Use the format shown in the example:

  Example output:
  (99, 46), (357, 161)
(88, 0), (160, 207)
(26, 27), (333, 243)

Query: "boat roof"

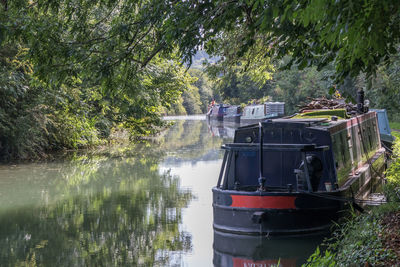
(239, 117), (333, 128)
(238, 111), (377, 133)
(212, 104), (231, 109)
(274, 118), (329, 123)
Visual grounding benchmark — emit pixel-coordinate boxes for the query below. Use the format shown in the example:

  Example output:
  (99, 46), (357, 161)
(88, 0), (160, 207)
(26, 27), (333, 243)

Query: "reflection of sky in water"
(160, 160), (221, 267)
(159, 118), (231, 266)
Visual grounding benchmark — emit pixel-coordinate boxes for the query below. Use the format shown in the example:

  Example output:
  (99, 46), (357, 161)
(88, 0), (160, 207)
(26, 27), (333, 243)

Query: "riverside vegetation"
(1, 0), (400, 161)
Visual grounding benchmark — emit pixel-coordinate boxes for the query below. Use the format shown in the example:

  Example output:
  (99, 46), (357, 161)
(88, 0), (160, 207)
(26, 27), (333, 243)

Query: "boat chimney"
(357, 89), (365, 114)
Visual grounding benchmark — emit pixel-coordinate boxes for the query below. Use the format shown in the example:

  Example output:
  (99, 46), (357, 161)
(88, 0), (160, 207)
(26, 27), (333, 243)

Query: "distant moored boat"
(224, 106), (242, 123)
(241, 102), (285, 124)
(207, 104), (229, 121)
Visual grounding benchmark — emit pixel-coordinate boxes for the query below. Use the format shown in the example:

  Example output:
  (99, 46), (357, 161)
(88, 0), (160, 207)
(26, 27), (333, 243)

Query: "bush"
(383, 132), (400, 202)
(303, 209), (397, 266)
(0, 55), (49, 160)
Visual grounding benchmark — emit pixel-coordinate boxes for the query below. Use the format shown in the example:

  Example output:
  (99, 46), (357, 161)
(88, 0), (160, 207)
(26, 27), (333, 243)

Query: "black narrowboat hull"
(212, 188), (344, 235)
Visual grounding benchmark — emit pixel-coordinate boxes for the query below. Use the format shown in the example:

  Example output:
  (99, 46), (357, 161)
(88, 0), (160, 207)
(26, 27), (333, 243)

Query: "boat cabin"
(241, 102), (285, 124)
(218, 111), (383, 193)
(224, 106), (242, 123)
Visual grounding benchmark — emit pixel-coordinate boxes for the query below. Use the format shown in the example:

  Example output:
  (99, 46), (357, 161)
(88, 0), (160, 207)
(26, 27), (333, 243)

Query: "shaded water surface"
(0, 117), (323, 266)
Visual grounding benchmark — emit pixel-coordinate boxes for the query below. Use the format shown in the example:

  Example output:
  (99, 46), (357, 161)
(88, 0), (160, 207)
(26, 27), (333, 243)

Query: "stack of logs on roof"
(299, 97), (357, 113)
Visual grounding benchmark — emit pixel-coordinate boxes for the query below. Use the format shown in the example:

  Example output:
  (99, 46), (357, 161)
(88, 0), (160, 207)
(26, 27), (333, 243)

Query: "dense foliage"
(163, 0), (400, 81)
(304, 209), (397, 266)
(365, 55), (400, 121)
(0, 0), (212, 160)
(206, 53), (400, 118)
(0, 43), (198, 160)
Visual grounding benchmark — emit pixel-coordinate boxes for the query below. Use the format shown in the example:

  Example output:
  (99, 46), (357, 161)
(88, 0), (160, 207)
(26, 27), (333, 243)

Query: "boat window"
(367, 124), (373, 150)
(245, 136), (252, 143)
(351, 126), (360, 164)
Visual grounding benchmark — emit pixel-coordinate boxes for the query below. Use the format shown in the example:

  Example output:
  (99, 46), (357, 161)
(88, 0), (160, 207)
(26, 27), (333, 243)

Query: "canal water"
(0, 117), (324, 266)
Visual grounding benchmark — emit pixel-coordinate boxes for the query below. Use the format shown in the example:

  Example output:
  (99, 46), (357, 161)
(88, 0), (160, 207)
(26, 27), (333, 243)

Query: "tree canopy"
(2, 0), (399, 85)
(164, 0), (400, 81)
(0, 0), (195, 159)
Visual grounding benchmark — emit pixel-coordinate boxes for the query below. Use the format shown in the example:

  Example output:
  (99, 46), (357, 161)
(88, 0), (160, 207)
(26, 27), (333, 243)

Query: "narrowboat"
(213, 107), (386, 235)
(241, 102), (285, 124)
(224, 106), (242, 123)
(207, 104), (229, 121)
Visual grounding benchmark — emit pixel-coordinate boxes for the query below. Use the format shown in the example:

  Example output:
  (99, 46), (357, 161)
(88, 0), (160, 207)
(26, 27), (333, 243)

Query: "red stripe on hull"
(230, 195), (297, 209)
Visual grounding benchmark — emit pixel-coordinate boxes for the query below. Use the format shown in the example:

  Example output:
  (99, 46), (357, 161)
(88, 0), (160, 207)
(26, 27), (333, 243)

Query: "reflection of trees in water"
(57, 120), (225, 165)
(206, 121), (237, 140)
(0, 146), (192, 266)
(0, 120), (230, 265)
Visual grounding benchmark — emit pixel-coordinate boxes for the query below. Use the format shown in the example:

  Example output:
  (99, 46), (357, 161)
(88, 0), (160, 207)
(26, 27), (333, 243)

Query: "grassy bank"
(304, 132), (400, 266)
(390, 122), (400, 131)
